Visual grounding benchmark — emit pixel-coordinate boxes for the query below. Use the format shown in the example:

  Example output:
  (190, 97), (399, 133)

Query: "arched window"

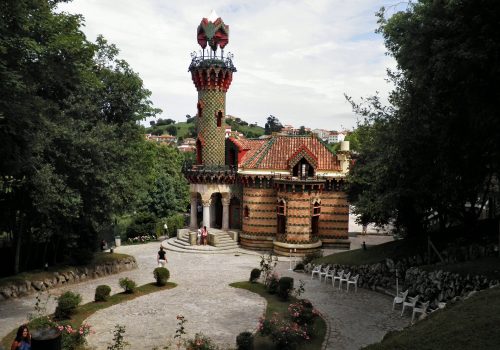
(197, 101), (203, 118)
(196, 139), (203, 164)
(244, 205), (250, 218)
(311, 201), (321, 236)
(277, 200), (286, 234)
(217, 111), (223, 127)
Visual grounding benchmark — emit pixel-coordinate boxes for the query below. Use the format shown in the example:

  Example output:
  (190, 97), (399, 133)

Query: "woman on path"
(157, 246), (168, 267)
(11, 325), (31, 350)
(202, 226), (208, 246)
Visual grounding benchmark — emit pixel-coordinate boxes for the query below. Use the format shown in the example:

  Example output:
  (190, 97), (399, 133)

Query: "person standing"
(11, 325), (31, 350)
(202, 226), (208, 246)
(157, 246), (168, 267)
(197, 228), (202, 245)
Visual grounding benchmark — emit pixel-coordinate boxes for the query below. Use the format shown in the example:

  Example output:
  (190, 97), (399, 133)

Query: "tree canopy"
(0, 0), (163, 273)
(347, 0), (500, 236)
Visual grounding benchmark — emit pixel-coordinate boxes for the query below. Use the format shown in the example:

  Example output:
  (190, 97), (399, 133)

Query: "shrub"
(118, 277), (136, 293)
(278, 277), (294, 300)
(60, 323), (93, 349)
(288, 299), (318, 326)
(54, 291), (82, 320)
(293, 263), (305, 271)
(126, 212), (156, 239)
(236, 331), (253, 350)
(95, 285), (112, 302)
(267, 273), (279, 295)
(153, 267), (170, 286)
(166, 214), (185, 238)
(302, 251), (323, 265)
(249, 268), (261, 283)
(185, 333), (219, 350)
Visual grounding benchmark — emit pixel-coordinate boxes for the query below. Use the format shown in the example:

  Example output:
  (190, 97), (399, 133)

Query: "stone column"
(190, 194), (198, 229)
(202, 198), (212, 229)
(222, 196), (231, 230)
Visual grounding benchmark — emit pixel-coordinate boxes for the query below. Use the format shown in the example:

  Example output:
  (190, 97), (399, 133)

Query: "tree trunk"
(13, 212), (24, 275)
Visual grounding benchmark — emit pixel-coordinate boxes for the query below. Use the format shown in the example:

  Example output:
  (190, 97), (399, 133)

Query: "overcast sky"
(57, 0), (402, 131)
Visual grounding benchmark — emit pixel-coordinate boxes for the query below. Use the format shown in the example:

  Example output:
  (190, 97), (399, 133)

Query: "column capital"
(190, 192), (198, 200)
(222, 197), (231, 206)
(201, 198), (212, 207)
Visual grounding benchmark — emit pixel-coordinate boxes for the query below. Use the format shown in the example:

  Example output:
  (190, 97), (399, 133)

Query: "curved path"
(0, 241), (407, 349)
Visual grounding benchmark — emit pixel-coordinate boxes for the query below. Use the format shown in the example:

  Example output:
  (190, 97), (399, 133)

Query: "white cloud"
(58, 0), (398, 130)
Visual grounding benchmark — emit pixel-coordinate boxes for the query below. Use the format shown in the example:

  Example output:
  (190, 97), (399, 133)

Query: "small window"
(244, 205), (249, 218)
(217, 111), (223, 127)
(313, 202), (321, 215)
(277, 200), (286, 234)
(197, 102), (203, 118)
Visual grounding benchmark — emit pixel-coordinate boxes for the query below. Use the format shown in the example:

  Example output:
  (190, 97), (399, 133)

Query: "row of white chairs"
(311, 265), (359, 292)
(393, 289), (430, 323)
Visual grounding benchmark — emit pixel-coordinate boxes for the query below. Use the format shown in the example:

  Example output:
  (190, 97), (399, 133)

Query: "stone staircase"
(165, 228), (240, 253)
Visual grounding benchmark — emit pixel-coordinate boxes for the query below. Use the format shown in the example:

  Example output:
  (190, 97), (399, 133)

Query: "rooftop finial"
(207, 9), (219, 22)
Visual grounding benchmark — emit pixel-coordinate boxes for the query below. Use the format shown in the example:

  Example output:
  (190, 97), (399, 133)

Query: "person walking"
(11, 325), (31, 350)
(202, 226), (208, 246)
(157, 246), (168, 267)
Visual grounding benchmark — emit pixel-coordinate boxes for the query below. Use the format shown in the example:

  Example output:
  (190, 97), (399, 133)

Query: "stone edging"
(0, 256), (137, 301)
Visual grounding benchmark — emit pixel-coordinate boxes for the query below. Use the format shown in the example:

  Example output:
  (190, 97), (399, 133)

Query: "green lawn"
(231, 281), (327, 350)
(0, 282), (177, 349)
(362, 285), (500, 350)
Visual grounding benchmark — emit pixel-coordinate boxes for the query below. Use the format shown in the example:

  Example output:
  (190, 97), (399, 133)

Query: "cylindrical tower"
(189, 10), (236, 167)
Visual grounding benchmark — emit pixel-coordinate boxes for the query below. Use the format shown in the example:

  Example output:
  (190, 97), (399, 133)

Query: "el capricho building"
(184, 11), (351, 255)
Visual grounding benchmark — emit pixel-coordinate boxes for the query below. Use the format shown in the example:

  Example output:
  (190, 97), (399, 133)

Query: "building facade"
(184, 12), (350, 255)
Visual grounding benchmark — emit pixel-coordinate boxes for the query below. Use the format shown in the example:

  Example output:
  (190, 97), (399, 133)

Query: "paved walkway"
(0, 235), (407, 349)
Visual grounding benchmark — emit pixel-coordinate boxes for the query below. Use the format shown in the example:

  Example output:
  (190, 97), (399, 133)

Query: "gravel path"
(0, 237), (408, 349)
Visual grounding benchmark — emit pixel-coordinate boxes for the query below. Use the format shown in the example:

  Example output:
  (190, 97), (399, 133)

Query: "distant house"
(145, 134), (177, 145)
(178, 144), (196, 153)
(326, 131), (347, 144)
(312, 128), (330, 141)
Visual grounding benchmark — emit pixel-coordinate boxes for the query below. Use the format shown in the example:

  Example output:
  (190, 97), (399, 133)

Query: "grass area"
(231, 281), (327, 350)
(0, 282), (177, 349)
(0, 253), (134, 287)
(314, 239), (423, 266)
(362, 285), (500, 350)
(420, 256), (500, 280)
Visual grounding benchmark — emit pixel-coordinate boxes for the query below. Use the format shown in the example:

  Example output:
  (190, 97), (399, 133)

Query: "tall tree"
(264, 115), (283, 135)
(0, 0), (160, 273)
(348, 0), (500, 236)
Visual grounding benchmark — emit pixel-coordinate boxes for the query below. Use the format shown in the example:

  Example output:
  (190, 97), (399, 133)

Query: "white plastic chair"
(346, 274), (359, 292)
(324, 268), (336, 284)
(401, 295), (419, 316)
(392, 289), (409, 310)
(319, 265), (331, 282)
(339, 271), (351, 290)
(411, 301), (429, 323)
(332, 270), (344, 288)
(311, 265), (322, 280)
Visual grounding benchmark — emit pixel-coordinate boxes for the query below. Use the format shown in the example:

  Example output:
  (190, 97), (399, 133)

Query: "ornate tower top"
(197, 10), (229, 52)
(189, 12), (236, 167)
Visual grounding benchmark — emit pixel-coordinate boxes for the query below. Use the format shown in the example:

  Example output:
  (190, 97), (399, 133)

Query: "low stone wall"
(0, 256), (137, 301)
(308, 258), (499, 309)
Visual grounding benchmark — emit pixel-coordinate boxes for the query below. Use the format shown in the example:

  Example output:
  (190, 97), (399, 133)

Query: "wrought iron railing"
(188, 51), (237, 72)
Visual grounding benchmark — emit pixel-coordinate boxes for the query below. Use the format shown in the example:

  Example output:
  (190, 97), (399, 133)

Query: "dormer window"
(293, 158), (314, 178)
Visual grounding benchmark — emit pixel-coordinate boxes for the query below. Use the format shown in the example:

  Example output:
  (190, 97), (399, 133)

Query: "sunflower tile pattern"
(197, 89), (227, 166)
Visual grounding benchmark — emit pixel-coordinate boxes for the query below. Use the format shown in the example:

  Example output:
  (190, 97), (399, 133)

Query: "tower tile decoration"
(189, 10), (236, 167)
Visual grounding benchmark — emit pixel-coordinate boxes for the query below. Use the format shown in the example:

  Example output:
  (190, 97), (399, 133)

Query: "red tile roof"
(239, 135), (340, 171)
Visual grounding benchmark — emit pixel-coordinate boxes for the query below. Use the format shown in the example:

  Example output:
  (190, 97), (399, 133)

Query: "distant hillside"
(146, 116), (264, 139)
